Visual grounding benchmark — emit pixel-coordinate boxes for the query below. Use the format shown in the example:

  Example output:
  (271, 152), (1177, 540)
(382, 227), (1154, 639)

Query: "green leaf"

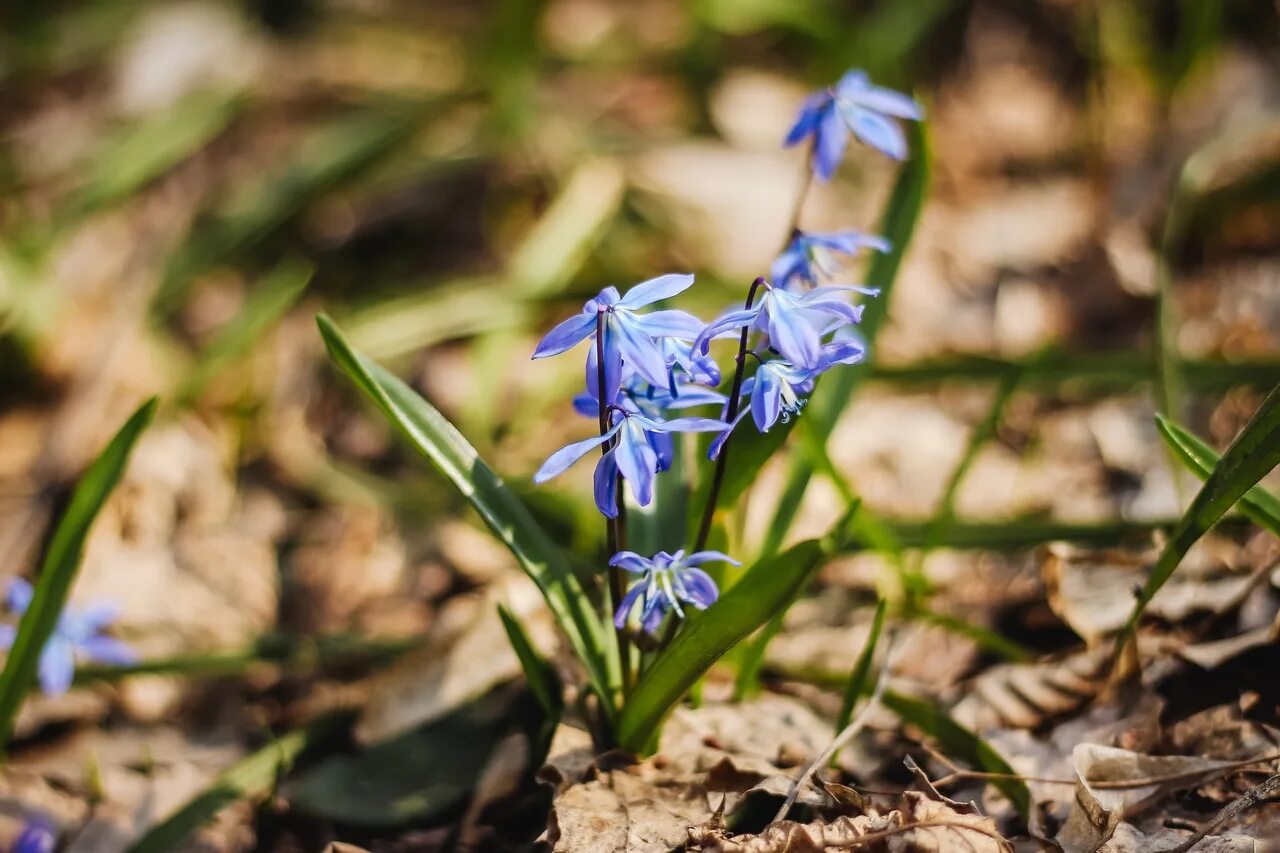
(127, 713), (350, 852)
(176, 259), (313, 404)
(1119, 384), (1280, 646)
(836, 599), (886, 732)
(498, 604), (562, 718)
(856, 517), (1204, 552)
(316, 315), (613, 717)
(1156, 414), (1280, 537)
(881, 690), (1030, 819)
(617, 539), (827, 753)
(0, 397), (157, 749)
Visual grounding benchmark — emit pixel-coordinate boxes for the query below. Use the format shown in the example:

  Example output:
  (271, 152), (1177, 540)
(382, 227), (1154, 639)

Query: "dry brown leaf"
(952, 646), (1109, 732)
(542, 767), (713, 853)
(1056, 744), (1248, 853)
(686, 792), (1009, 852)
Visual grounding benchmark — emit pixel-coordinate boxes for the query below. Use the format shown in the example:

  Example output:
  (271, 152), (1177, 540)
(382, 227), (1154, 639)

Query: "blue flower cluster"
(532, 70), (919, 635)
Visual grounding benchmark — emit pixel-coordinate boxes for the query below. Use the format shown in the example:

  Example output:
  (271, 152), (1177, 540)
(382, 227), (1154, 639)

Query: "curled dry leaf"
(686, 792), (1009, 853)
(1056, 744), (1252, 853)
(952, 645), (1109, 732)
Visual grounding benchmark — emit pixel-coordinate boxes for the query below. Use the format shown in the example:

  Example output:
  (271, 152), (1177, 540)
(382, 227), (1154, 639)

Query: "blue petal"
(0, 624), (15, 650)
(532, 312), (596, 358)
(771, 245), (808, 289)
(678, 567), (720, 609)
(67, 601), (120, 637)
(13, 820), (56, 853)
(694, 307), (761, 355)
(834, 69), (870, 98)
(852, 84), (923, 120)
(614, 316), (672, 389)
(752, 367), (783, 432)
(600, 321), (625, 404)
(632, 310), (705, 340)
(572, 390), (598, 418)
(665, 386), (726, 410)
(614, 582), (646, 629)
(614, 428), (659, 507)
(800, 298), (862, 326)
(593, 450), (619, 517)
(682, 551), (741, 567)
(812, 105), (849, 181)
(845, 106), (907, 160)
(784, 95), (826, 147)
(765, 300), (821, 369)
(37, 638), (75, 696)
(812, 231), (891, 255)
(813, 341), (865, 374)
(707, 408), (749, 460)
(534, 430), (616, 483)
(640, 595), (669, 634)
(78, 635), (136, 666)
(617, 274), (695, 309)
(649, 429), (674, 473)
(7, 578), (33, 614)
(609, 551), (653, 573)
(641, 415), (731, 434)
(584, 342), (623, 409)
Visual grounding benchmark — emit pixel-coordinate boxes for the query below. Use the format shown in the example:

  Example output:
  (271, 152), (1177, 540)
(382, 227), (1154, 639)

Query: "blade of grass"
(1156, 414), (1280, 537)
(882, 690), (1030, 820)
(0, 397), (156, 750)
(859, 516), (1218, 552)
(1116, 384), (1280, 658)
(835, 599), (886, 732)
(617, 537), (829, 753)
(316, 315), (613, 718)
(126, 713), (351, 853)
(176, 259), (313, 404)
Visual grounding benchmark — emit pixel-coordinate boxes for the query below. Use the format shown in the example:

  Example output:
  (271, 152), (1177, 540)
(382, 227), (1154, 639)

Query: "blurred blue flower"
(574, 376), (726, 475)
(772, 230), (889, 291)
(0, 578), (136, 696)
(785, 70), (923, 179)
(532, 275), (704, 404)
(12, 818), (56, 853)
(534, 409), (730, 516)
(611, 549), (738, 633)
(694, 283), (866, 371)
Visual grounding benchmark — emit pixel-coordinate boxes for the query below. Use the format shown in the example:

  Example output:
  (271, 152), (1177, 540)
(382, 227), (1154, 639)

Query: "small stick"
(1162, 772), (1280, 853)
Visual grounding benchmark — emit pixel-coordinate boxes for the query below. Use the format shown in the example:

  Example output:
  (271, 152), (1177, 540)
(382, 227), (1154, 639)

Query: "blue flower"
(534, 409), (730, 516)
(611, 549), (738, 633)
(13, 819), (56, 853)
(532, 275), (704, 404)
(709, 341), (864, 458)
(772, 230), (890, 292)
(785, 70), (923, 179)
(660, 337), (722, 388)
(694, 283), (867, 371)
(0, 579), (136, 696)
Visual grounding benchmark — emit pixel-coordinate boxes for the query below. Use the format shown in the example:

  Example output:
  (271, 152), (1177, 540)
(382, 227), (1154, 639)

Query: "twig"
(772, 636), (899, 823)
(1162, 772), (1280, 853)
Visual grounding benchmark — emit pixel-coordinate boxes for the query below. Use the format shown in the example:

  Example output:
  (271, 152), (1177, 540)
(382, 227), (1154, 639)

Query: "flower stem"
(694, 276), (765, 552)
(596, 313), (633, 699)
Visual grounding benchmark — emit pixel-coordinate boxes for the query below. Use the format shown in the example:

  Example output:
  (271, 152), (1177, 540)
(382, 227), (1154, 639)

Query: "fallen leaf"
(952, 646), (1109, 732)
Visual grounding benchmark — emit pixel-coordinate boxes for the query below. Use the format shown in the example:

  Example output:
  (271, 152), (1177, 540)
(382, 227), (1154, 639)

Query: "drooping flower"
(785, 70), (923, 179)
(532, 275), (704, 404)
(709, 341), (865, 458)
(772, 229), (890, 291)
(0, 579), (136, 696)
(534, 409), (730, 516)
(660, 337), (722, 388)
(611, 549), (738, 633)
(693, 283), (867, 371)
(12, 819), (56, 853)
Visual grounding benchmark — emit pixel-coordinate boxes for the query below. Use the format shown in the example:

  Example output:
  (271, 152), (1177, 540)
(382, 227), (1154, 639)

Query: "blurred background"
(0, 0), (1278, 849)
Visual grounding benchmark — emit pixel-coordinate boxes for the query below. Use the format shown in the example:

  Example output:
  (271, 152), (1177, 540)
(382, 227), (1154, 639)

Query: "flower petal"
(617, 274), (695, 309)
(532, 311), (596, 359)
(643, 416), (731, 434)
(812, 104), (849, 181)
(632, 310), (705, 340)
(614, 581), (646, 629)
(845, 106), (908, 160)
(707, 408), (750, 460)
(534, 430), (616, 483)
(0, 624), (15, 650)
(665, 386), (726, 410)
(593, 449), (619, 517)
(765, 300), (821, 369)
(609, 551), (652, 573)
(752, 366), (783, 432)
(853, 84), (923, 120)
(614, 428), (659, 507)
(614, 317), (672, 389)
(678, 567), (720, 609)
(7, 578), (33, 615)
(37, 638), (75, 696)
(78, 635), (136, 666)
(682, 550), (741, 567)
(693, 308), (760, 355)
(784, 95), (826, 147)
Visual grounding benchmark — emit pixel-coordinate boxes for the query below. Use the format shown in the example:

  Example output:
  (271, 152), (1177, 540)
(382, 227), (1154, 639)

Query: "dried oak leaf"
(686, 792), (1009, 852)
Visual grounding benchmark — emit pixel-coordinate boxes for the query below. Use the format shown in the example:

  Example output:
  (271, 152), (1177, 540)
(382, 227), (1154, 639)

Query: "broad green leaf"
(881, 690), (1030, 819)
(316, 316), (613, 717)
(1156, 414), (1280, 537)
(498, 604), (562, 718)
(128, 713), (350, 852)
(176, 259), (313, 404)
(617, 539), (827, 753)
(1119, 384), (1280, 647)
(0, 398), (156, 748)
(835, 599), (886, 732)
(64, 91), (243, 222)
